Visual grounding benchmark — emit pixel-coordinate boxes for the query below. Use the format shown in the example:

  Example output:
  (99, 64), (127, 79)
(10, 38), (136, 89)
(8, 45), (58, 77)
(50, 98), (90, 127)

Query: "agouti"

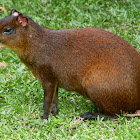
(0, 9), (140, 119)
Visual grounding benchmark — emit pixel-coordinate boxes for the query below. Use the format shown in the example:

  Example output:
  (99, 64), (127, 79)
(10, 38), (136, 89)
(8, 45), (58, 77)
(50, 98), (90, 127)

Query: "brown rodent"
(0, 9), (140, 119)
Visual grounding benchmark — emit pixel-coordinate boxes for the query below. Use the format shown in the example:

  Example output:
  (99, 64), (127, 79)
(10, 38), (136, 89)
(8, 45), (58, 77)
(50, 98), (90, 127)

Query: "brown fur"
(0, 10), (140, 119)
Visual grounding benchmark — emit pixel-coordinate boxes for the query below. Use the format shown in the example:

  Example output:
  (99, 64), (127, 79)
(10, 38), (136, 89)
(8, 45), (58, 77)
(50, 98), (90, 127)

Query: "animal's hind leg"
(80, 112), (115, 120)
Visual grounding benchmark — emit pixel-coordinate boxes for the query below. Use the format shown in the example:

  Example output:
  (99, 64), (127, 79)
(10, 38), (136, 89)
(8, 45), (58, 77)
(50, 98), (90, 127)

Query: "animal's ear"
(17, 14), (28, 27)
(10, 9), (28, 27)
(10, 9), (20, 17)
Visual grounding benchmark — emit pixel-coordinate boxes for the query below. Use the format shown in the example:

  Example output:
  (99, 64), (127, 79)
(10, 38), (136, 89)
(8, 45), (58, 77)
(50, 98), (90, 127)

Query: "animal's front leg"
(42, 81), (57, 119)
(51, 87), (58, 115)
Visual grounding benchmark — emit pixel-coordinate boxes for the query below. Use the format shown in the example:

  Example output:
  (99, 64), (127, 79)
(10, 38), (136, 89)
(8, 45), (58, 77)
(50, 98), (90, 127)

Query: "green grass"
(0, 0), (140, 139)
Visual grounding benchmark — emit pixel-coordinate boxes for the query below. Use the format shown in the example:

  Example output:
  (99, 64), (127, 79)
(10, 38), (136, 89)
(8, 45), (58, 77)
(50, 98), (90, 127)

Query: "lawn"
(0, 0), (140, 139)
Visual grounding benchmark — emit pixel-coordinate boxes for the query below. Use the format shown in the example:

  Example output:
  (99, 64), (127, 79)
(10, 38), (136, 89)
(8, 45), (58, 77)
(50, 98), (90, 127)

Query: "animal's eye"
(4, 28), (12, 33)
(2, 27), (16, 35)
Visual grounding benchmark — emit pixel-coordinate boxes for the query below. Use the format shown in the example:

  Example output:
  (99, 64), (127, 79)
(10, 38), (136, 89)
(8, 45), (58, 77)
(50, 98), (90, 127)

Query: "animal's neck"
(17, 22), (53, 67)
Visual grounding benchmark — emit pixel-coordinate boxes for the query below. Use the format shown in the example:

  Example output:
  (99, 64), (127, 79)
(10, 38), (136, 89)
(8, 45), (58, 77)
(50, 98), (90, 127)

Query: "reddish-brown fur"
(0, 9), (140, 119)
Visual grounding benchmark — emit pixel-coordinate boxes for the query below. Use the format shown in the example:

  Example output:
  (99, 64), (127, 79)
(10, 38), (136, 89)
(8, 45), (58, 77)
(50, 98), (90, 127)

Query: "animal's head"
(0, 9), (28, 50)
